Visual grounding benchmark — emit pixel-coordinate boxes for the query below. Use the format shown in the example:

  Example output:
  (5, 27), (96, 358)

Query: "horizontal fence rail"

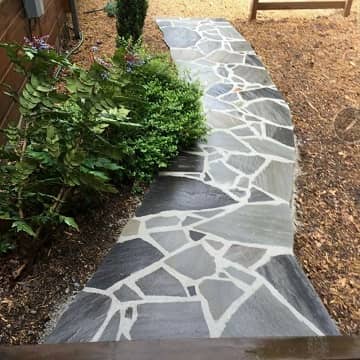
(0, 336), (359, 360)
(249, 0), (354, 20)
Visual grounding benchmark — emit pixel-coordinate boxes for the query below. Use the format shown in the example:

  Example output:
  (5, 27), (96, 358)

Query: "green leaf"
(60, 216), (79, 231)
(12, 221), (36, 237)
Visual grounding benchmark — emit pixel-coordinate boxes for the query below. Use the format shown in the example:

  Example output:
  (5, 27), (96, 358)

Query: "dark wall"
(0, 0), (69, 135)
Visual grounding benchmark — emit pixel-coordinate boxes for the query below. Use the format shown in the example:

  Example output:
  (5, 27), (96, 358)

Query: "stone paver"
(47, 19), (338, 343)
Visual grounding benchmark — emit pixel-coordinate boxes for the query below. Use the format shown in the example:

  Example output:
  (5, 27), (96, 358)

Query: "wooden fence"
(249, 0), (354, 20)
(0, 336), (359, 360)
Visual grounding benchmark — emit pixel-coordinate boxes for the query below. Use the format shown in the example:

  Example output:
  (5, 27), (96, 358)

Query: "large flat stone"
(240, 88), (283, 101)
(167, 153), (204, 172)
(46, 292), (111, 343)
(227, 154), (265, 175)
(232, 65), (272, 85)
(99, 311), (121, 342)
(86, 239), (164, 289)
(166, 244), (216, 279)
(266, 123), (295, 147)
(222, 286), (316, 336)
(195, 204), (294, 247)
(257, 255), (339, 335)
(224, 244), (266, 268)
(162, 26), (200, 48)
(136, 177), (236, 216)
(207, 111), (245, 129)
(130, 302), (209, 339)
(151, 230), (188, 252)
(253, 160), (293, 203)
(207, 131), (251, 152)
(208, 160), (238, 187)
(244, 138), (295, 161)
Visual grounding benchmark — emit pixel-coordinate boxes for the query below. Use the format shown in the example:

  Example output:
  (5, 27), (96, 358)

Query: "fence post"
(344, 0), (353, 16)
(249, 0), (258, 20)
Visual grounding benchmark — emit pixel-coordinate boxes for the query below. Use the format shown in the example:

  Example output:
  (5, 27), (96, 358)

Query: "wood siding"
(0, 0), (69, 134)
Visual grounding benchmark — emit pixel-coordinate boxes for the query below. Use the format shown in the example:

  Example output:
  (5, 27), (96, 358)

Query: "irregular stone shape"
(125, 307), (133, 319)
(166, 244), (216, 279)
(209, 160), (238, 187)
(167, 153), (204, 172)
(146, 216), (180, 229)
(245, 100), (292, 126)
(248, 188), (273, 202)
(208, 152), (223, 162)
(244, 138), (295, 161)
(194, 209), (223, 218)
(99, 311), (120, 341)
(204, 95), (235, 111)
(170, 48), (203, 61)
(229, 41), (253, 52)
(207, 131), (251, 152)
(185, 63), (222, 86)
(114, 285), (141, 302)
(87, 239), (164, 290)
(227, 154), (265, 175)
(217, 66), (229, 78)
(207, 111), (245, 129)
(224, 244), (266, 268)
(121, 219), (140, 236)
(237, 176), (249, 188)
(162, 26), (200, 48)
(253, 161), (293, 202)
(233, 65), (272, 85)
(240, 88), (283, 101)
(257, 255), (339, 335)
(207, 50), (244, 63)
(206, 239), (224, 250)
(199, 279), (244, 320)
(136, 177), (236, 216)
(207, 83), (233, 97)
(245, 54), (264, 67)
(182, 216), (202, 226)
(157, 20), (171, 27)
(230, 189), (246, 199)
(46, 292), (111, 343)
(225, 266), (256, 285)
(222, 286), (316, 336)
(188, 286), (196, 296)
(190, 230), (206, 241)
(131, 302), (209, 339)
(218, 27), (244, 39)
(136, 267), (187, 297)
(222, 93), (238, 102)
(266, 124), (295, 147)
(198, 40), (222, 53)
(151, 230), (188, 252)
(231, 127), (255, 137)
(195, 204), (294, 248)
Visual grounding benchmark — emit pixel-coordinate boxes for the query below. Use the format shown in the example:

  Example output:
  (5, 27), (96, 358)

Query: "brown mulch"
(0, 189), (142, 345)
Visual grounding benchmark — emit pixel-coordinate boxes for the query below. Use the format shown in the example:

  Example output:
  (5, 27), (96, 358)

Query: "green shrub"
(116, 0), (148, 42)
(104, 1), (116, 17)
(0, 41), (206, 254)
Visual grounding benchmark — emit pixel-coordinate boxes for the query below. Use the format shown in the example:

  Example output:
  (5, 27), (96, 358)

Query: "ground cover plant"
(0, 38), (206, 259)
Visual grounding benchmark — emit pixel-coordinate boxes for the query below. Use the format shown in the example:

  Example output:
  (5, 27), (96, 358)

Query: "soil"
(0, 0), (359, 345)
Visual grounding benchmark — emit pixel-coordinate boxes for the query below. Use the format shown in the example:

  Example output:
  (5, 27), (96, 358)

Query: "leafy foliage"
(116, 0), (148, 42)
(0, 41), (206, 254)
(104, 1), (116, 17)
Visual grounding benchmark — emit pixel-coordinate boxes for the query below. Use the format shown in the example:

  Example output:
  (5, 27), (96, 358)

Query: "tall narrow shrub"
(116, 0), (148, 42)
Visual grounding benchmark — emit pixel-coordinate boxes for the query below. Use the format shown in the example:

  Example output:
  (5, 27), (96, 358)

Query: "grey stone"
(204, 95), (235, 111)
(217, 66), (229, 78)
(87, 239), (164, 290)
(207, 50), (244, 63)
(170, 48), (203, 61)
(136, 267), (187, 297)
(257, 255), (339, 335)
(151, 230), (188, 252)
(121, 219), (140, 236)
(218, 27), (244, 39)
(146, 216), (180, 229)
(245, 54), (264, 67)
(195, 204), (294, 247)
(188, 286), (196, 296)
(162, 27), (200, 48)
(253, 161), (293, 202)
(229, 41), (253, 52)
(186, 63), (222, 86)
(227, 154), (265, 175)
(206, 239), (224, 250)
(207, 83), (233, 97)
(222, 286), (316, 336)
(209, 161), (238, 187)
(207, 131), (251, 152)
(207, 111), (245, 129)
(125, 307), (133, 319)
(182, 216), (202, 226)
(114, 285), (141, 302)
(240, 88), (283, 101)
(131, 302), (209, 339)
(167, 153), (204, 172)
(46, 292), (111, 343)
(194, 209), (223, 218)
(202, 32), (222, 40)
(233, 65), (272, 85)
(166, 244), (216, 279)
(157, 20), (171, 27)
(137, 177), (236, 216)
(198, 40), (222, 53)
(99, 311), (120, 341)
(244, 138), (295, 161)
(225, 266), (256, 285)
(224, 244), (266, 268)
(248, 188), (273, 202)
(190, 230), (206, 241)
(221, 93), (238, 102)
(199, 279), (244, 320)
(266, 124), (295, 147)
(231, 127), (255, 137)
(245, 100), (292, 126)
(208, 152), (223, 162)
(230, 189), (246, 198)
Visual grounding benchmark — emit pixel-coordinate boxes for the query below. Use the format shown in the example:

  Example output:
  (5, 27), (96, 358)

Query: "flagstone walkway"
(46, 19), (338, 343)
